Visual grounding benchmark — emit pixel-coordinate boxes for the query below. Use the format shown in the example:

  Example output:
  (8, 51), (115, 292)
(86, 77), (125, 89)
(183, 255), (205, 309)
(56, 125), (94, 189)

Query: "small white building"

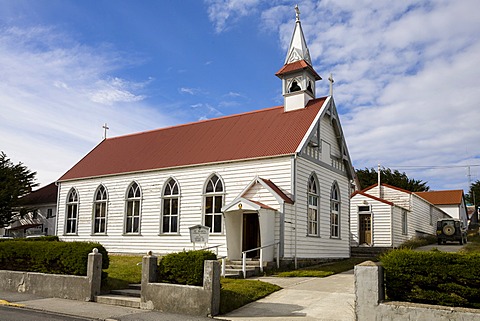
(350, 184), (450, 248)
(1, 182), (57, 238)
(55, 8), (355, 264)
(414, 190), (468, 227)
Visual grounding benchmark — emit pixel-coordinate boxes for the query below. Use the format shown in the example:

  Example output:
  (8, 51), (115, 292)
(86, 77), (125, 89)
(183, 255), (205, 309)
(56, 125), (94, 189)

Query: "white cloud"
(179, 87), (199, 95)
(0, 26), (174, 186)
(205, 0), (262, 33)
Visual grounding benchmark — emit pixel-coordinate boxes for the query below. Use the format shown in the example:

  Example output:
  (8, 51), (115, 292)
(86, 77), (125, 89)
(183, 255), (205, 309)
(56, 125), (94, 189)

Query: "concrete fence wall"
(354, 261), (480, 321)
(0, 248), (102, 302)
(141, 253), (221, 316)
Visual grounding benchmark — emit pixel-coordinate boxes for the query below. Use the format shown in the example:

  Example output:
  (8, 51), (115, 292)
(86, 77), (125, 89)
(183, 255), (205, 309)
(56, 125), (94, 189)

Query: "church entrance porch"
(222, 198), (277, 262)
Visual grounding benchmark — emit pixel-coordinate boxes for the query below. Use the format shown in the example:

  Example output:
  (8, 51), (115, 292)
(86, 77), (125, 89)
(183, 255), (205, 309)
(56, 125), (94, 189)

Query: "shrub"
(381, 249), (480, 308)
(0, 240), (109, 275)
(158, 250), (216, 286)
(0, 235), (59, 242)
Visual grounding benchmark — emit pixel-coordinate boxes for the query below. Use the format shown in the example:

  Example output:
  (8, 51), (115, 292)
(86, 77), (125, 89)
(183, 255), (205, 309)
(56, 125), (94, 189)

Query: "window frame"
(65, 188), (79, 235)
(161, 178), (180, 234)
(402, 210), (408, 235)
(92, 184), (108, 235)
(330, 182), (340, 238)
(307, 174), (320, 236)
(203, 174), (224, 234)
(124, 181), (142, 235)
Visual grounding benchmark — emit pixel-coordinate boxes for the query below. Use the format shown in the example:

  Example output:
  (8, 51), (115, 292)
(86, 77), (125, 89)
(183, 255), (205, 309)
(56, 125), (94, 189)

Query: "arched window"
(93, 185), (108, 234)
(161, 178), (179, 234)
(307, 174), (319, 236)
(204, 174), (224, 233)
(65, 188), (79, 234)
(330, 183), (340, 238)
(125, 182), (141, 234)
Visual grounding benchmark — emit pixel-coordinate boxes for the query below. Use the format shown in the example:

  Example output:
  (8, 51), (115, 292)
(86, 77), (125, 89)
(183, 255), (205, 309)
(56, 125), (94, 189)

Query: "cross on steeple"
(328, 73), (334, 96)
(102, 123), (109, 140)
(295, 4), (300, 22)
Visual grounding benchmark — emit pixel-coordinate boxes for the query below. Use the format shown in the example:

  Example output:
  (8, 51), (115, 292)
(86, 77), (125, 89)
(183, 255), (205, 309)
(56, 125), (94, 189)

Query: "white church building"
(56, 7), (355, 264)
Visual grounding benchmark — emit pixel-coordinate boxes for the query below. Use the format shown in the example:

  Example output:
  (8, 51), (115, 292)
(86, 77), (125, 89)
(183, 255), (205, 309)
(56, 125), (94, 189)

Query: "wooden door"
(359, 214), (372, 245)
(242, 213), (260, 258)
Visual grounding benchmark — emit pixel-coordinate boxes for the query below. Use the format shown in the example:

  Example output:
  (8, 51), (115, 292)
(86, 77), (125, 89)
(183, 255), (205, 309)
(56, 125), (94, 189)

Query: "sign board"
(189, 224), (210, 244)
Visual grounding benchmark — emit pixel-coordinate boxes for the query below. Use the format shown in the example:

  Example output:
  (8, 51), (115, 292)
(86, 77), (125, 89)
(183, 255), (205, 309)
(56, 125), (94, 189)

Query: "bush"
(0, 235), (59, 242)
(381, 249), (480, 308)
(0, 240), (109, 275)
(158, 250), (216, 286)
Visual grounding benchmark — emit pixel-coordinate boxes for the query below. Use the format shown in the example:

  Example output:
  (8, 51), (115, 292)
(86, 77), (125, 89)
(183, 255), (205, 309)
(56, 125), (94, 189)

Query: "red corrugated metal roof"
(275, 60), (321, 80)
(414, 190), (464, 205)
(59, 98), (327, 181)
(19, 182), (58, 205)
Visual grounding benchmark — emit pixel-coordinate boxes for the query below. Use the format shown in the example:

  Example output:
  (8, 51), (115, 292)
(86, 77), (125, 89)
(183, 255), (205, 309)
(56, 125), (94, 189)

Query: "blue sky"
(1, 0), (479, 193)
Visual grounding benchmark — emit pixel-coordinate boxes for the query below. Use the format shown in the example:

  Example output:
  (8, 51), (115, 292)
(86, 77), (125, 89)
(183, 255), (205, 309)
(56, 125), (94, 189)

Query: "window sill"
(306, 234), (320, 238)
(158, 233), (181, 236)
(122, 233), (142, 236)
(91, 233), (108, 236)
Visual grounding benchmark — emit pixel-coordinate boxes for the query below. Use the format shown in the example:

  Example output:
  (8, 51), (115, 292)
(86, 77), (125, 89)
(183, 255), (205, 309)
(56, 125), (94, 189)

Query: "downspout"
(294, 153), (298, 269)
(390, 206), (394, 247)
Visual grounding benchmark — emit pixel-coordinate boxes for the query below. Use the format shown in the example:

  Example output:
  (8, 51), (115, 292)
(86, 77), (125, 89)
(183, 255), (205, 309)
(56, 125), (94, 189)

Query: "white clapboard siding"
(391, 206), (409, 247)
(349, 195), (393, 247)
(286, 157), (350, 259)
(58, 156), (293, 255)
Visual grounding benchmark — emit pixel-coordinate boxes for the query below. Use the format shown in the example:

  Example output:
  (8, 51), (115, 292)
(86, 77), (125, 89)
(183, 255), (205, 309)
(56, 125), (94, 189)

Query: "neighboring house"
(1, 182), (58, 238)
(350, 184), (450, 248)
(414, 190), (468, 228)
(55, 9), (355, 263)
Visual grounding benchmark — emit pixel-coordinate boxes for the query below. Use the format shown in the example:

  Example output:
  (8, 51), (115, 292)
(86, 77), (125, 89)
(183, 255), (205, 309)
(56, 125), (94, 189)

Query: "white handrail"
(200, 244), (224, 256)
(241, 242), (280, 278)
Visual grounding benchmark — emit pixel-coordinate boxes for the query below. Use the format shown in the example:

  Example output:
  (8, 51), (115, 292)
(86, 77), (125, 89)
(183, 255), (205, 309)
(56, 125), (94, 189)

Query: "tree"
(465, 180), (480, 206)
(355, 167), (430, 192)
(0, 152), (37, 227)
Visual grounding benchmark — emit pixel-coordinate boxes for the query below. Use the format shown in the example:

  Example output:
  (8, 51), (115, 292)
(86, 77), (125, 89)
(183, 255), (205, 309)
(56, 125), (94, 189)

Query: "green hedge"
(158, 250), (217, 286)
(0, 236), (59, 242)
(0, 240), (109, 275)
(381, 249), (480, 308)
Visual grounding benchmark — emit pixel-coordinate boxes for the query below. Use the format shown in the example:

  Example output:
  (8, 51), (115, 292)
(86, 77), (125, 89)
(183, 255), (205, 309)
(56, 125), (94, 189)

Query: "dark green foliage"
(158, 250), (216, 286)
(466, 180), (480, 206)
(356, 167), (429, 191)
(0, 152), (38, 227)
(381, 249), (480, 308)
(0, 240), (109, 275)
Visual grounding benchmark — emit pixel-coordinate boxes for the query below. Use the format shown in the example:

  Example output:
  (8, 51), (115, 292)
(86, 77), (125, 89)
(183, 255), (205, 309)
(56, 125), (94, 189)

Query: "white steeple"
(285, 5), (312, 65)
(276, 5), (321, 112)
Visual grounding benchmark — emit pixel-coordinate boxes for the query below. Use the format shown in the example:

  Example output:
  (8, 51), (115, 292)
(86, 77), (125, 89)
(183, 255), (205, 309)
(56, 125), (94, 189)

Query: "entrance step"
(95, 294), (141, 309)
(223, 260), (267, 278)
(95, 283), (142, 308)
(350, 246), (391, 258)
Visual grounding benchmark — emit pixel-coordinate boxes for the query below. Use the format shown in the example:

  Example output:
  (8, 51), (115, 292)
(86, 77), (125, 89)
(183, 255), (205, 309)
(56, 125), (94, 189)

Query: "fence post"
(87, 248), (103, 301)
(354, 261), (384, 321)
(141, 251), (158, 301)
(203, 260), (221, 316)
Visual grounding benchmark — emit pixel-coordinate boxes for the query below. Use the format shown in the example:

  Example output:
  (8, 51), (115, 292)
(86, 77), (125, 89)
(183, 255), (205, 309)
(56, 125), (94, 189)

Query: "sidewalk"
(1, 271), (355, 321)
(0, 291), (216, 321)
(223, 270), (355, 321)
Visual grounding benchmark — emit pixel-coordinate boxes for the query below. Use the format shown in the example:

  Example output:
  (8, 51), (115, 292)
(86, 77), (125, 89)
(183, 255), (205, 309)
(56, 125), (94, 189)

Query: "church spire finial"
(284, 5), (311, 65)
(295, 4), (300, 22)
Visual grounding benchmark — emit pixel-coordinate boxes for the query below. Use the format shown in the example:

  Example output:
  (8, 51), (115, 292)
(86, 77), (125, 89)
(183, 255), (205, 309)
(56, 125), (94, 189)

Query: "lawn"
(276, 257), (373, 277)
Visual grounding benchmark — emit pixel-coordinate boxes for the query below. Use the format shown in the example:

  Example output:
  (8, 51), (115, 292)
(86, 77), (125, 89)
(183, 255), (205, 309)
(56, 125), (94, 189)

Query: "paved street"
(415, 243), (464, 252)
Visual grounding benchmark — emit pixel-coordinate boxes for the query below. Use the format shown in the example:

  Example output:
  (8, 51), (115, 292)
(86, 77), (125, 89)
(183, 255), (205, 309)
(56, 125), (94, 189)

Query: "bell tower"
(276, 5), (321, 112)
